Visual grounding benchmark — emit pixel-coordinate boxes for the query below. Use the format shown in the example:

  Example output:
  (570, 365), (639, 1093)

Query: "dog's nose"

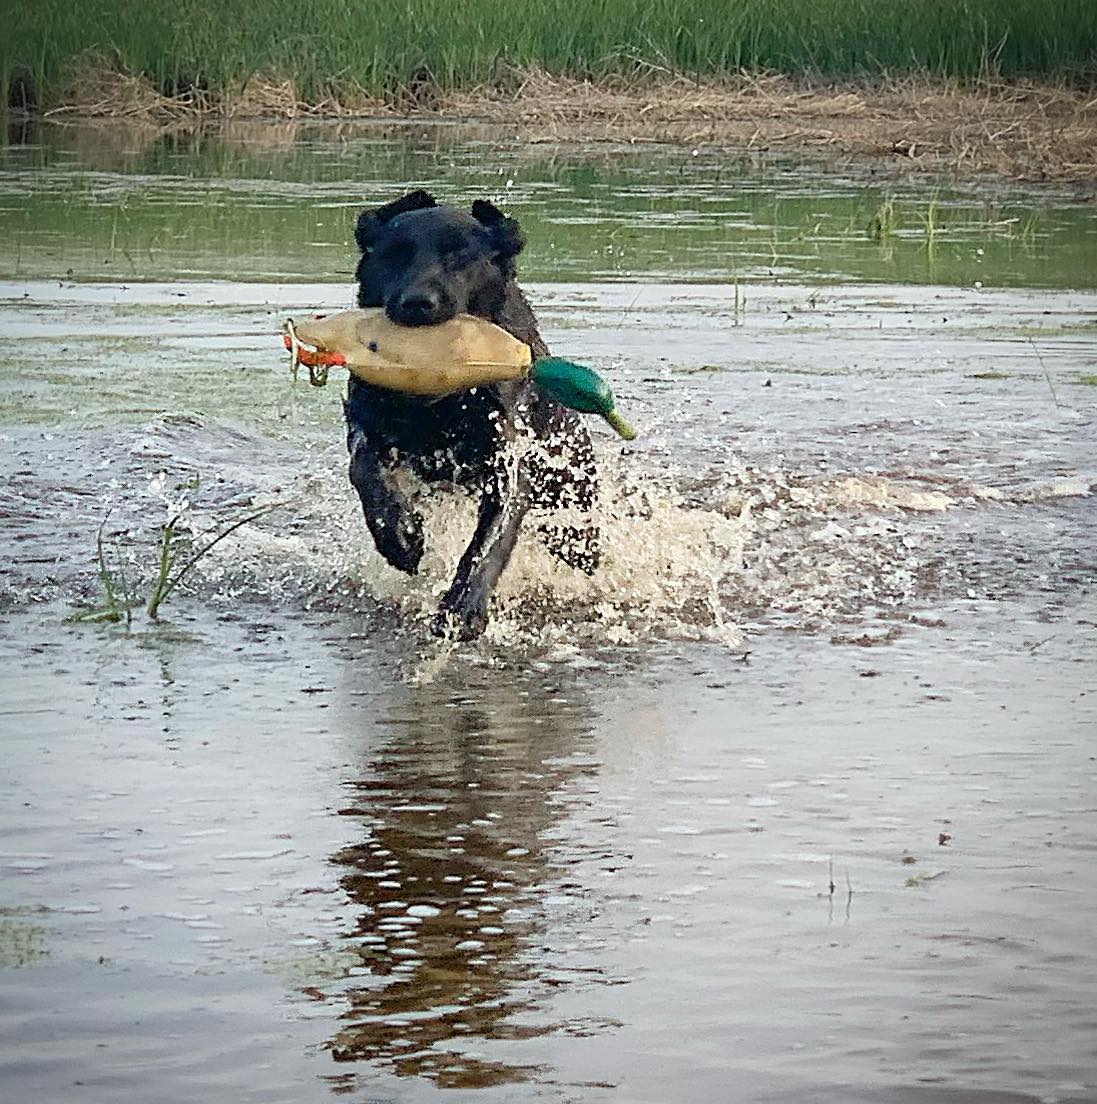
(395, 290), (442, 325)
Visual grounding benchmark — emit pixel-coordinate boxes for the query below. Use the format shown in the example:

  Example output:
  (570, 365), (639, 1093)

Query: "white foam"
(190, 440), (959, 650)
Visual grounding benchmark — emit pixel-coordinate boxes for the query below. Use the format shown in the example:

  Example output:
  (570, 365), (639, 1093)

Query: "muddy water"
(1, 124), (1096, 1103)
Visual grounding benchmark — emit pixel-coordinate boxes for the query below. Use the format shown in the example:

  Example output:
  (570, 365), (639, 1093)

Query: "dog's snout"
(400, 289), (439, 315)
(391, 288), (448, 326)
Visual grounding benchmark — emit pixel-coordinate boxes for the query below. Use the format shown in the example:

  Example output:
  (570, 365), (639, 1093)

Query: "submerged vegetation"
(4, 0), (1096, 113)
(866, 198), (897, 244)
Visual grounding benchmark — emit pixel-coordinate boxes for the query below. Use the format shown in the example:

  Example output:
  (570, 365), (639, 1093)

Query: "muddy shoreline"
(17, 67), (1097, 187)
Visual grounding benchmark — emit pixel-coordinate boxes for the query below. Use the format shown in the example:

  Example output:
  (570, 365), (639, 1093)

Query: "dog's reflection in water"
(321, 666), (607, 1089)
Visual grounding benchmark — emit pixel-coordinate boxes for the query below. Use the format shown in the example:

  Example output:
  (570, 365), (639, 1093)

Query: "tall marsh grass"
(5, 0), (1096, 108)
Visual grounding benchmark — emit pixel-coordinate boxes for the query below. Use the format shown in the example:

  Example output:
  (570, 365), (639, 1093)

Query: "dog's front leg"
(433, 463), (530, 641)
(347, 427), (424, 575)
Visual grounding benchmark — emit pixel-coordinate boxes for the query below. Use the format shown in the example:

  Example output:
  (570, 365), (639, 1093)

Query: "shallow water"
(2, 120), (1096, 288)
(1, 123), (1095, 1103)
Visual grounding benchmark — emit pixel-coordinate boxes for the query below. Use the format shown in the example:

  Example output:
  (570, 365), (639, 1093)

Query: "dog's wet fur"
(345, 190), (599, 639)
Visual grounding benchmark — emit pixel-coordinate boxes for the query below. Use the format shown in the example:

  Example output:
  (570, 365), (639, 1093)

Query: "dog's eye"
(439, 233), (478, 266)
(441, 239), (479, 271)
(379, 240), (414, 265)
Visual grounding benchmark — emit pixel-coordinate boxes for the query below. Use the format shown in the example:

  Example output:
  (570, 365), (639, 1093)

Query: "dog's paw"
(431, 598), (489, 642)
(373, 514), (424, 575)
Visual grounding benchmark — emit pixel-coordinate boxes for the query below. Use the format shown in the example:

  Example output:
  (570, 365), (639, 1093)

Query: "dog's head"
(354, 190), (525, 327)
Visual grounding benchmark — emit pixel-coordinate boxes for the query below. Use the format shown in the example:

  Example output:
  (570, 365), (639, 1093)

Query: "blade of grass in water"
(146, 503), (283, 619)
(67, 504), (286, 624)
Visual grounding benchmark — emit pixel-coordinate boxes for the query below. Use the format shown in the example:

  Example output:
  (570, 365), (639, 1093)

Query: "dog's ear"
(354, 190), (437, 253)
(472, 199), (525, 258)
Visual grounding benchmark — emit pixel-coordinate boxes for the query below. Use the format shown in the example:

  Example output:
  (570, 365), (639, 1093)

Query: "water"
(1, 122), (1095, 1104)
(2, 119), (1096, 288)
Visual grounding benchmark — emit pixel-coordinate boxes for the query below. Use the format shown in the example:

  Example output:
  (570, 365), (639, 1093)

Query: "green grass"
(866, 197), (896, 243)
(68, 502), (283, 626)
(5, 0), (1097, 108)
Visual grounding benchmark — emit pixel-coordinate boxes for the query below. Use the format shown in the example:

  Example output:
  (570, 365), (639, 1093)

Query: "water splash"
(10, 412), (1080, 649)
(195, 435), (946, 650)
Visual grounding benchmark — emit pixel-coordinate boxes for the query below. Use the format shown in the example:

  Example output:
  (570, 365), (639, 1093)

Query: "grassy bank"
(5, 0), (1096, 113)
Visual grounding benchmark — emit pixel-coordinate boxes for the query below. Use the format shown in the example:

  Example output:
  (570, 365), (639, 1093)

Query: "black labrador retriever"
(344, 190), (599, 639)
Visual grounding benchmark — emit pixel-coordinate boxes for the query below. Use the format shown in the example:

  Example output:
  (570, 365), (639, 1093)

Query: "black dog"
(345, 190), (599, 639)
